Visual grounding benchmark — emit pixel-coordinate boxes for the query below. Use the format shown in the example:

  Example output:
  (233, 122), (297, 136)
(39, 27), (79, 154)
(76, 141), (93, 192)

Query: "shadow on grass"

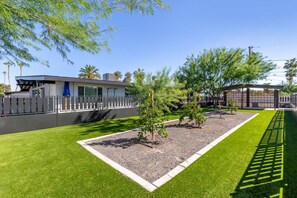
(77, 110), (184, 136)
(283, 110), (297, 197)
(78, 118), (139, 135)
(231, 110), (285, 197)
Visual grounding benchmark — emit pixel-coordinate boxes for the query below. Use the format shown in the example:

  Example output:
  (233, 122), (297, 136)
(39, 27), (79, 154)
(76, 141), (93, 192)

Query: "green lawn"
(0, 110), (296, 197)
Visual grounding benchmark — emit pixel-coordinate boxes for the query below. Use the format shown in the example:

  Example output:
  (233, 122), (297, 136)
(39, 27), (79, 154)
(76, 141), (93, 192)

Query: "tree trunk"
(151, 131), (155, 141)
(8, 65), (10, 86)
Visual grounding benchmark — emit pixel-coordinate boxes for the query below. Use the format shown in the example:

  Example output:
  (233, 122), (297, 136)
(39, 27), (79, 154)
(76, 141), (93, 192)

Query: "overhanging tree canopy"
(0, 0), (167, 66)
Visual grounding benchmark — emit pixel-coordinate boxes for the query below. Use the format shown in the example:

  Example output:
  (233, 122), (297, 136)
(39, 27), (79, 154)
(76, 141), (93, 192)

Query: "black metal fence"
(0, 96), (136, 116)
(226, 90), (276, 108)
(224, 89), (296, 109)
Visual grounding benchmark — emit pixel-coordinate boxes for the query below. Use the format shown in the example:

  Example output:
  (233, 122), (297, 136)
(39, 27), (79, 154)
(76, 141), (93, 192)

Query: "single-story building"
(10, 74), (129, 98)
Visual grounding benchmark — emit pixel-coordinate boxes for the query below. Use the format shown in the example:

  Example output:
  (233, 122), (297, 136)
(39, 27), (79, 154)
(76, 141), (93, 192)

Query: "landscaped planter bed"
(79, 111), (256, 191)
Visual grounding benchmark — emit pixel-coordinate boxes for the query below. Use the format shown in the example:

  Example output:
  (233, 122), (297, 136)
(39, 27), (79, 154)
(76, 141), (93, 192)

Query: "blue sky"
(2, 0), (297, 89)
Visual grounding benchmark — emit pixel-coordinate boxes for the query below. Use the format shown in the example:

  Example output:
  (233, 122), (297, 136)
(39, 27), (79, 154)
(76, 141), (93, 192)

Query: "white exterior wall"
(55, 81), (64, 96)
(48, 84), (57, 96)
(42, 81), (126, 97)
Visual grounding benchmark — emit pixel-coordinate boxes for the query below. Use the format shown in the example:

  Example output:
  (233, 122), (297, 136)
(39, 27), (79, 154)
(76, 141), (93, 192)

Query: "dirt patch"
(86, 112), (255, 182)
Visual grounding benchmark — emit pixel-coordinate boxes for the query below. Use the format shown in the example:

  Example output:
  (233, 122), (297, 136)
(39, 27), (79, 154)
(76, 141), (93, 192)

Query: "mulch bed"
(86, 111), (255, 183)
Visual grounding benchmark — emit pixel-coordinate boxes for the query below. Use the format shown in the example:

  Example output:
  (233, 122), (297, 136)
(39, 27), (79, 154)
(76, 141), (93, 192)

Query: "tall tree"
(4, 61), (13, 86)
(123, 72), (132, 83)
(0, 1), (167, 66)
(0, 84), (11, 94)
(114, 71), (122, 81)
(133, 68), (145, 83)
(0, 84), (3, 96)
(78, 65), (100, 79)
(18, 62), (24, 76)
(176, 48), (275, 104)
(1, 71), (7, 94)
(131, 68), (186, 140)
(284, 58), (297, 84)
(280, 58), (297, 95)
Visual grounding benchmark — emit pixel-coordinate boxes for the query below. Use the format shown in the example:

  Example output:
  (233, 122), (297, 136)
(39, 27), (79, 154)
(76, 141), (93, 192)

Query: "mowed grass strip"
(1, 110), (290, 197)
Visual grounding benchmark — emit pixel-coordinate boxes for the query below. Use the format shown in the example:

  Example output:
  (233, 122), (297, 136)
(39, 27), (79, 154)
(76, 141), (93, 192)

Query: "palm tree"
(123, 72), (132, 83)
(2, 71), (6, 93)
(114, 71), (122, 81)
(78, 65), (100, 79)
(4, 61), (13, 86)
(284, 58), (297, 84)
(19, 62), (24, 76)
(133, 68), (145, 85)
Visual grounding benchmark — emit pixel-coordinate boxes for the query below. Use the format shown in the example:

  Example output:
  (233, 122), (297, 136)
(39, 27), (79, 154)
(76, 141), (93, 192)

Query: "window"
(78, 86), (84, 96)
(97, 87), (102, 96)
(78, 86), (102, 96)
(85, 87), (97, 96)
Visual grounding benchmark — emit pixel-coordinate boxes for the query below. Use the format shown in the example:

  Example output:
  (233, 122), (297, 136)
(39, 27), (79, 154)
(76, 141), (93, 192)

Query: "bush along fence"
(290, 94), (297, 108)
(0, 96), (137, 116)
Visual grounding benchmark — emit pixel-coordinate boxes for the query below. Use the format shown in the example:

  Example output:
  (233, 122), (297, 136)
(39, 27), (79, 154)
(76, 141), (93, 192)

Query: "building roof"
(15, 75), (130, 91)
(224, 84), (284, 90)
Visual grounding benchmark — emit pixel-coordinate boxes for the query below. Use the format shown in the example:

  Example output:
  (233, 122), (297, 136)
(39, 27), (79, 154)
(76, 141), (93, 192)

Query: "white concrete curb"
(77, 140), (158, 192)
(77, 113), (259, 192)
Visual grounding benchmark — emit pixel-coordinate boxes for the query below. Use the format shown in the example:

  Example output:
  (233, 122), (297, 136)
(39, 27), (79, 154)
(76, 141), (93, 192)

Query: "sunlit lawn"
(0, 110), (296, 197)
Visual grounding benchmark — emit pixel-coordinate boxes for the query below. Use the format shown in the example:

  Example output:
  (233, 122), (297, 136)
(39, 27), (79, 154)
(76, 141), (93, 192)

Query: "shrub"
(179, 93), (207, 128)
(228, 99), (238, 114)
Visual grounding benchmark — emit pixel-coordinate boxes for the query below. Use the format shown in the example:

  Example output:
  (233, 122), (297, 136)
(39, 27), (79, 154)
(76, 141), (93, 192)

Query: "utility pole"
(248, 46), (253, 58)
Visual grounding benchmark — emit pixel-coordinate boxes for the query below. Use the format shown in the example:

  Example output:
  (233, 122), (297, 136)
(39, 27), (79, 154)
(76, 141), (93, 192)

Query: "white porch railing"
(0, 96), (137, 116)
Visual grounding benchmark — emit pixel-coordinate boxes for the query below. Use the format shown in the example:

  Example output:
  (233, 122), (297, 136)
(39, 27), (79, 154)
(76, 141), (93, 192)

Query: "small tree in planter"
(130, 68), (186, 141)
(138, 90), (169, 140)
(228, 99), (238, 114)
(179, 93), (207, 128)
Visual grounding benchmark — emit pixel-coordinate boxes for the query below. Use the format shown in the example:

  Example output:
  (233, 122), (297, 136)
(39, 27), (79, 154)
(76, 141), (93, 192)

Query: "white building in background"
(7, 74), (129, 98)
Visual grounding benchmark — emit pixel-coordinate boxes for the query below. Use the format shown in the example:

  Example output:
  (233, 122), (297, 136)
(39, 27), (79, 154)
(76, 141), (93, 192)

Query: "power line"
(254, 40), (297, 48)
(269, 59), (288, 62)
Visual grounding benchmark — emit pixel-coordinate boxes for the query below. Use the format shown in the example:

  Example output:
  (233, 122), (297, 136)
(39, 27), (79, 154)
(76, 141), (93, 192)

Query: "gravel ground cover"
(86, 111), (255, 182)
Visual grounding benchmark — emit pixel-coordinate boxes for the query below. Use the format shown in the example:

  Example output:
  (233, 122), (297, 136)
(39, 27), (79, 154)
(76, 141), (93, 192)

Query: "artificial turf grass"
(0, 116), (147, 198)
(283, 110), (297, 197)
(153, 110), (277, 198)
(1, 110), (295, 197)
(230, 110), (285, 197)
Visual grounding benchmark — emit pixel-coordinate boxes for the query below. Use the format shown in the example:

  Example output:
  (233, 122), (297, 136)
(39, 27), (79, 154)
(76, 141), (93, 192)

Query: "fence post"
(0, 97), (3, 116)
(241, 87), (244, 109)
(274, 89), (279, 109)
(223, 91), (227, 106)
(56, 96), (59, 126)
(246, 88), (250, 107)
